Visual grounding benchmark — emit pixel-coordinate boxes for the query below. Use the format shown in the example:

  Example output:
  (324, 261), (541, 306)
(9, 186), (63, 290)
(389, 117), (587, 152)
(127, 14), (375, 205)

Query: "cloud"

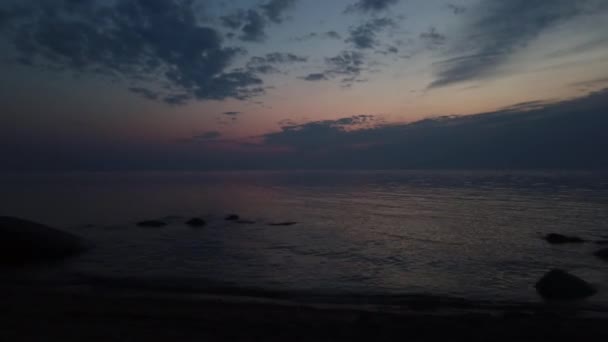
(294, 30), (342, 42)
(0, 0), (265, 104)
(347, 18), (395, 50)
(447, 4), (467, 15)
(220, 9), (247, 30)
(571, 77), (608, 90)
(420, 27), (446, 47)
(301, 73), (328, 81)
(129, 87), (160, 101)
(240, 9), (267, 42)
(223, 111), (242, 116)
(326, 50), (367, 81)
(246, 52), (308, 74)
(263, 115), (379, 151)
(347, 0), (400, 13)
(193, 131), (222, 141)
(430, 0), (608, 88)
(256, 88), (608, 169)
(301, 50), (367, 85)
(261, 0), (297, 23)
(221, 1), (297, 42)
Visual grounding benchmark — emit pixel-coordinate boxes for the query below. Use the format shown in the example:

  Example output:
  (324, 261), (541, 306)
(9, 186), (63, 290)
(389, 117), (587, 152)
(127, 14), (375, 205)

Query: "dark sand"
(3, 278), (608, 342)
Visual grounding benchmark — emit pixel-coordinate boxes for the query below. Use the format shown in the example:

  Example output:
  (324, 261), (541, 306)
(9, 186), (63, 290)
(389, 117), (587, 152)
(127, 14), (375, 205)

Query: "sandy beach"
(3, 276), (608, 342)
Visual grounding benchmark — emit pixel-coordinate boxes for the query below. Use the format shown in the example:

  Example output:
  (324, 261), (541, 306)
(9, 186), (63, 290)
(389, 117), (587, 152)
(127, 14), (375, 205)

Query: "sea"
(2, 170), (608, 304)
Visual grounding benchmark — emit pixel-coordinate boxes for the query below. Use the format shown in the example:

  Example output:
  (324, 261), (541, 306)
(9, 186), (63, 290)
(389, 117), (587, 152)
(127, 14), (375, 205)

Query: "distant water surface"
(2, 170), (608, 303)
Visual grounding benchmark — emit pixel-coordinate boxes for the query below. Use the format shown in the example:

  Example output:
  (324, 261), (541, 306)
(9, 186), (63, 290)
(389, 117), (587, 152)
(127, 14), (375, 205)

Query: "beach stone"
(137, 220), (167, 228)
(544, 233), (585, 244)
(594, 248), (608, 261)
(185, 218), (206, 227)
(0, 216), (87, 266)
(535, 269), (596, 300)
(225, 214), (240, 221)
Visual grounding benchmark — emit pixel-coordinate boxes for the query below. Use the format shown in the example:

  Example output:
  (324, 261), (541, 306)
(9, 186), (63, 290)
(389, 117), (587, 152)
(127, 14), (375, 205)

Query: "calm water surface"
(2, 171), (608, 303)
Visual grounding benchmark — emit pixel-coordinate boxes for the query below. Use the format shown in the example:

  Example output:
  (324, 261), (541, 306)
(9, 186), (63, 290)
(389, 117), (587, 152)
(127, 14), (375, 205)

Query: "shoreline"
(3, 273), (608, 341)
(4, 282), (608, 341)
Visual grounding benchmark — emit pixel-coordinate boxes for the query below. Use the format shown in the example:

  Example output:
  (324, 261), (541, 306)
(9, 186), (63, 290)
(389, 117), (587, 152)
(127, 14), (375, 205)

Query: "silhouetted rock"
(535, 269), (596, 300)
(594, 248), (608, 261)
(544, 233), (585, 244)
(137, 220), (167, 228)
(185, 218), (206, 227)
(225, 214), (240, 221)
(0, 216), (87, 266)
(237, 220), (256, 224)
(269, 222), (298, 226)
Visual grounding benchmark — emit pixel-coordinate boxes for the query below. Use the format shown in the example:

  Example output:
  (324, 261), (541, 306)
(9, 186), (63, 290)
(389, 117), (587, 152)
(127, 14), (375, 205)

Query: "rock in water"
(268, 222), (297, 226)
(137, 220), (167, 228)
(544, 233), (585, 244)
(0, 216), (87, 266)
(594, 248), (608, 261)
(185, 218), (206, 227)
(225, 214), (240, 221)
(535, 269), (596, 300)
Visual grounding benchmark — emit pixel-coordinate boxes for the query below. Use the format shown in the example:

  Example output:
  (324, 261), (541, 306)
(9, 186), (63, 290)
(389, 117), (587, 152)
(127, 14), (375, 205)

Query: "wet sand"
(3, 279), (608, 342)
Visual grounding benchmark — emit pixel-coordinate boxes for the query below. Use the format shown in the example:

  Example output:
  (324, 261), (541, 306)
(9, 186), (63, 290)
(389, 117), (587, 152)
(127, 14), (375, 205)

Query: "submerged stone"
(185, 218), (206, 227)
(268, 222), (298, 226)
(535, 269), (596, 300)
(225, 214), (240, 221)
(544, 233), (585, 244)
(593, 248), (608, 261)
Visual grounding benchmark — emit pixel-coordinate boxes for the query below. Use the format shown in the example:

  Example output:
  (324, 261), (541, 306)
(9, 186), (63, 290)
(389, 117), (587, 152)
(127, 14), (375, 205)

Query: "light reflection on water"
(1, 170), (608, 302)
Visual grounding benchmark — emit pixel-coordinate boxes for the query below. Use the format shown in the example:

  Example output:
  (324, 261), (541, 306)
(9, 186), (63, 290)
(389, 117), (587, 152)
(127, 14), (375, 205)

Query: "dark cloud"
(302, 50), (367, 85)
(420, 27), (446, 47)
(246, 52), (307, 74)
(430, 0), (608, 88)
(240, 9), (267, 42)
(347, 18), (395, 49)
(261, 0), (296, 23)
(301, 73), (328, 81)
(223, 111), (242, 116)
(192, 131), (222, 141)
(264, 115), (379, 151)
(347, 0), (400, 13)
(221, 1), (296, 42)
(447, 4), (467, 15)
(129, 87), (160, 101)
(257, 88), (608, 169)
(294, 31), (342, 42)
(220, 9), (247, 30)
(325, 31), (342, 40)
(571, 77), (608, 90)
(164, 93), (192, 106)
(326, 50), (367, 79)
(0, 0), (264, 104)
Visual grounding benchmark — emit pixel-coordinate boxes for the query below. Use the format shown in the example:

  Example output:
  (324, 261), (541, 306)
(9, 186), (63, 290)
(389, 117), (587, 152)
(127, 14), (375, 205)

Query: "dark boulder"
(594, 248), (608, 261)
(137, 220), (167, 228)
(225, 214), (240, 221)
(544, 233), (585, 244)
(0, 216), (87, 266)
(185, 218), (206, 227)
(535, 269), (596, 300)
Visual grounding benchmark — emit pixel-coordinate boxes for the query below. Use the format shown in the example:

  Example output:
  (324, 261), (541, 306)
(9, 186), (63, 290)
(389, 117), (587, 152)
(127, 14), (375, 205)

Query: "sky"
(1, 0), (608, 171)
